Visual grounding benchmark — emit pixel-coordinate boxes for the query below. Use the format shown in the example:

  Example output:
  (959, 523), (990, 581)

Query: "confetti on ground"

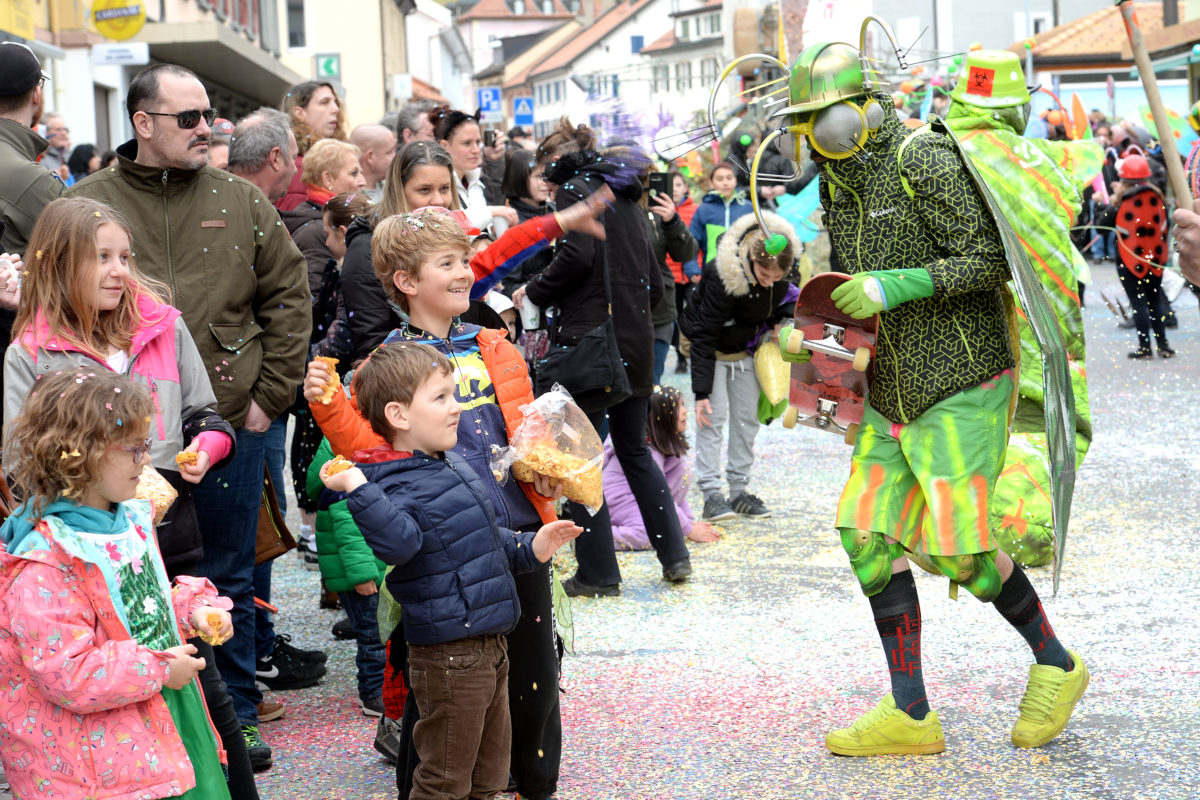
(243, 272), (1200, 800)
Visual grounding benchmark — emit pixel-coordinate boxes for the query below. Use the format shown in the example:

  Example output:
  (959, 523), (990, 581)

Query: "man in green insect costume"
(774, 37), (1087, 755)
(943, 50), (1098, 569)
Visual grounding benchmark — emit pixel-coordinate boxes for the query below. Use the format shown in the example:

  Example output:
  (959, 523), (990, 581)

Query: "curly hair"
(281, 80), (348, 155)
(371, 209), (472, 312)
(14, 197), (171, 359)
(7, 370), (153, 517)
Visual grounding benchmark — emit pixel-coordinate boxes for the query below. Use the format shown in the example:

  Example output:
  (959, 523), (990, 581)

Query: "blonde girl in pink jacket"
(0, 370), (233, 800)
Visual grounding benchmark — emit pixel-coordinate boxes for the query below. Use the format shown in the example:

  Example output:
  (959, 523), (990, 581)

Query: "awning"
(133, 20), (303, 105)
(1129, 49), (1198, 78)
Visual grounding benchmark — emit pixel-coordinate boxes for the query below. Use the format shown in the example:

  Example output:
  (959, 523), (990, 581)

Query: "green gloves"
(831, 269), (934, 319)
(777, 325), (812, 364)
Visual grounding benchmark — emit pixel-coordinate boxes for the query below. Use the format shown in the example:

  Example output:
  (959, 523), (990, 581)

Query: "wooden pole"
(1118, 0), (1194, 212)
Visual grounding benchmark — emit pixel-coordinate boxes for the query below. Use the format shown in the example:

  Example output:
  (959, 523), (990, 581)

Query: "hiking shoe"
(561, 576), (620, 598)
(242, 724), (273, 771)
(730, 491), (772, 518)
(273, 633), (327, 664)
(1158, 346), (1176, 359)
(674, 355), (689, 374)
(361, 696), (385, 718)
(1127, 348), (1153, 360)
(825, 694), (945, 756)
(256, 638), (327, 691)
(702, 494), (737, 522)
(256, 700), (285, 722)
(374, 717), (403, 764)
(662, 558), (693, 583)
(331, 615), (356, 640)
(1011, 650), (1089, 749)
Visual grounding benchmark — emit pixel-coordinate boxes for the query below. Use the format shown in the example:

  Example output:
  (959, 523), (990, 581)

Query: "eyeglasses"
(112, 437), (153, 464)
(145, 108), (218, 129)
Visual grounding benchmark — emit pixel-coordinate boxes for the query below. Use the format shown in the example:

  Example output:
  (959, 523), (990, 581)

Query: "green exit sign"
(315, 52), (340, 80)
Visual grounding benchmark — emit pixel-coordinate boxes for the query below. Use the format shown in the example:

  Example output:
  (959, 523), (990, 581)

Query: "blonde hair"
(375, 141), (460, 222)
(281, 80), (349, 155)
(7, 370), (153, 516)
(371, 209), (471, 312)
(352, 342), (453, 439)
(14, 197), (171, 358)
(301, 139), (361, 188)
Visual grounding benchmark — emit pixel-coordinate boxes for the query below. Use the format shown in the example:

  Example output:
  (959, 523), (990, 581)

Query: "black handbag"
(535, 249), (632, 413)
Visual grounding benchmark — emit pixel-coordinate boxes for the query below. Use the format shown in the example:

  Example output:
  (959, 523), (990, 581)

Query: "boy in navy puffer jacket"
(319, 342), (580, 800)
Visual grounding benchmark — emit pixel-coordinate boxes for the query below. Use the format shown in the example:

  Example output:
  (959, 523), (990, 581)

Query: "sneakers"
(374, 716), (403, 764)
(1011, 650), (1089, 749)
(825, 694), (946, 756)
(256, 700), (285, 722)
(361, 696), (385, 718)
(662, 558), (692, 583)
(296, 537), (319, 571)
(331, 615), (356, 640)
(702, 494), (737, 522)
(730, 491), (771, 518)
(255, 636), (327, 691)
(561, 576), (620, 598)
(242, 724), (273, 771)
(273, 633), (327, 664)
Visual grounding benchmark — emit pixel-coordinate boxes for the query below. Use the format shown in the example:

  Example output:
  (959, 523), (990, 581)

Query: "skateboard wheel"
(785, 329), (804, 355)
(782, 405), (799, 429)
(844, 423), (860, 446)
(852, 347), (870, 372)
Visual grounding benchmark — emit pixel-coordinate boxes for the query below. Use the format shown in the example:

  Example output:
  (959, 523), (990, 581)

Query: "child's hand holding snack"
(303, 357), (340, 404)
(193, 606), (233, 646)
(530, 472), (565, 500)
(531, 519), (583, 563)
(320, 456), (367, 494)
(175, 446), (211, 485)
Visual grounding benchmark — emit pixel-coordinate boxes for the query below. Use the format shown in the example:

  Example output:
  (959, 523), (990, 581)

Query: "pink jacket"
(0, 507), (225, 800)
(602, 438), (696, 551)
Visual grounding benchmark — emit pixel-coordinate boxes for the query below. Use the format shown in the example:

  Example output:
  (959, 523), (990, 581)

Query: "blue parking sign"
(477, 87), (502, 123)
(513, 96), (534, 127)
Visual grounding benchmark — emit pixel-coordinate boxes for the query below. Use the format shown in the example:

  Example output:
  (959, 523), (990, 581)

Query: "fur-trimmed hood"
(714, 211), (803, 297)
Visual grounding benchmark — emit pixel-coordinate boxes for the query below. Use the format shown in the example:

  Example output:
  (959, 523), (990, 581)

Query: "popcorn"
(315, 356), (340, 404)
(511, 442), (602, 511)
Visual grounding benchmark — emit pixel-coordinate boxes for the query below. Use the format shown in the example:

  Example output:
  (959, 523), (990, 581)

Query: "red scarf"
(305, 183), (336, 208)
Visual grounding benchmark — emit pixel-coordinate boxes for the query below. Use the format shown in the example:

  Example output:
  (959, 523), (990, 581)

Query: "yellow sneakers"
(1011, 649), (1089, 749)
(825, 694), (946, 756)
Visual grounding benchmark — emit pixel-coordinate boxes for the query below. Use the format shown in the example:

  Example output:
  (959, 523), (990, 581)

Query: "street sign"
(315, 53), (341, 81)
(513, 96), (534, 127)
(477, 87), (503, 124)
(93, 42), (150, 65)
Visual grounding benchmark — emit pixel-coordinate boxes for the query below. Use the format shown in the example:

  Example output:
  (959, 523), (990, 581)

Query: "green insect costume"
(944, 55), (1101, 569)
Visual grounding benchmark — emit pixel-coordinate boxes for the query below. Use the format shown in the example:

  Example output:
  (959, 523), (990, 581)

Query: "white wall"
(47, 49), (129, 152)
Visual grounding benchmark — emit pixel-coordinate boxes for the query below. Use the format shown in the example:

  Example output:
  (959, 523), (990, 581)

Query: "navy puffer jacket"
(346, 448), (540, 646)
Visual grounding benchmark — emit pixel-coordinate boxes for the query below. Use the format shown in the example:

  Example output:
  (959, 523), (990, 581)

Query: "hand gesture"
(489, 205), (520, 226)
(303, 358), (334, 404)
(483, 135), (507, 163)
(687, 521), (721, 543)
(177, 445), (212, 485)
(649, 190), (677, 222)
(192, 606), (233, 645)
(320, 460), (367, 494)
(162, 643), (206, 689)
(777, 324), (811, 364)
(830, 275), (885, 320)
(557, 184), (615, 239)
(531, 519), (583, 562)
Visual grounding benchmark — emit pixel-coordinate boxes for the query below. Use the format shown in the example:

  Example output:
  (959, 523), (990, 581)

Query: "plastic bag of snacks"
(490, 384), (605, 515)
(135, 464), (178, 525)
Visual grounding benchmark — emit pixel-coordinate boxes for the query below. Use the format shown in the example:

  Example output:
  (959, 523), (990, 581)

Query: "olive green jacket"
(66, 141), (311, 426)
(0, 118), (63, 253)
(818, 106), (1014, 424)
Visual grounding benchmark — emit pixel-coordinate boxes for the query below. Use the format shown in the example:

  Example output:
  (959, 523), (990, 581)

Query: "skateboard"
(781, 272), (878, 446)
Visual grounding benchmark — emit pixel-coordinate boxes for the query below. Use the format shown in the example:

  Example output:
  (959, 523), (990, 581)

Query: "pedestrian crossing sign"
(514, 97), (534, 126)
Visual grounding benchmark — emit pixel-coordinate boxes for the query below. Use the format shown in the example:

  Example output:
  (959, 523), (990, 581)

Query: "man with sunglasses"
(68, 63), (310, 775)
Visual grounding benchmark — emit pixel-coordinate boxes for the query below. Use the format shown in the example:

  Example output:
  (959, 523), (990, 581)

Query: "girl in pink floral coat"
(0, 370), (233, 800)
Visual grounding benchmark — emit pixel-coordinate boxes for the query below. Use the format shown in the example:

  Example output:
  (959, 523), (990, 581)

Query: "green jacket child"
(306, 437), (385, 592)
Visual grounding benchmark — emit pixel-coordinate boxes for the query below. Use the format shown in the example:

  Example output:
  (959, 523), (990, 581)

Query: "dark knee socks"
(869, 570), (930, 720)
(992, 564), (1071, 671)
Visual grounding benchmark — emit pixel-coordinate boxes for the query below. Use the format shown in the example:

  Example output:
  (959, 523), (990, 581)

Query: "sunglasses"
(112, 437), (154, 464)
(145, 108), (218, 129)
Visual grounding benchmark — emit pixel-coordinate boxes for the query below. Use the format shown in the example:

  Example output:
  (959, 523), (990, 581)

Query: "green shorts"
(835, 371), (1014, 557)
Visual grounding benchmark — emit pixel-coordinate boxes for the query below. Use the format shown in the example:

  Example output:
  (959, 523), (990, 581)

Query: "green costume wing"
(931, 117), (1077, 594)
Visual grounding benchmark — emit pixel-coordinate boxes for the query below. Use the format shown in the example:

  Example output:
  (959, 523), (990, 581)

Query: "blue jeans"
(338, 588), (385, 704)
(254, 417), (288, 661)
(195, 426), (268, 725)
(652, 338), (670, 386)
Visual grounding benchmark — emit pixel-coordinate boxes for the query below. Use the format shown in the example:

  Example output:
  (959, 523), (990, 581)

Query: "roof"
(672, 0), (720, 17)
(528, 0), (654, 78)
(503, 21), (584, 88)
(1011, 2), (1162, 66)
(640, 29), (721, 55)
(475, 30), (550, 79)
(413, 77), (450, 105)
(458, 0), (575, 22)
